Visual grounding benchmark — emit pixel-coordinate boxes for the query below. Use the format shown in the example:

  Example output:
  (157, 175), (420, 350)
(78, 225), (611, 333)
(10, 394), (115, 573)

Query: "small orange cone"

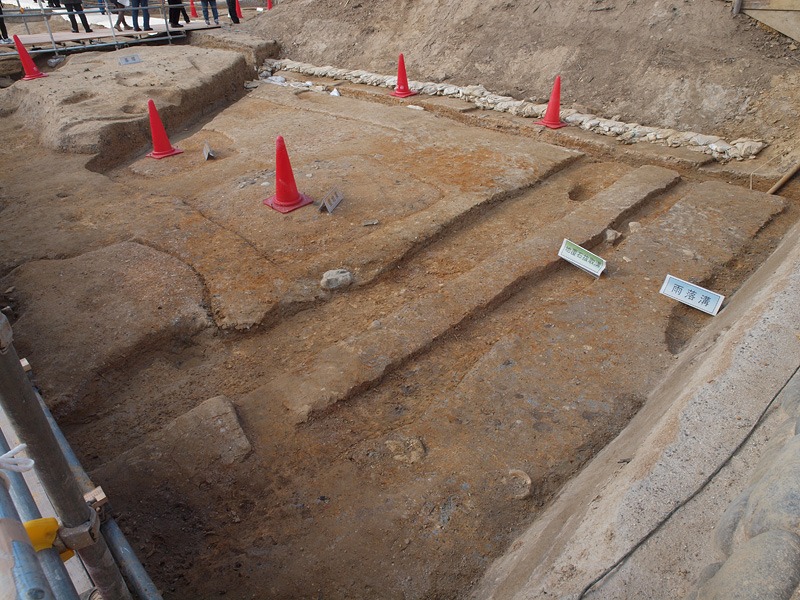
(235, 0), (243, 19)
(146, 100), (183, 159)
(190, 0), (198, 17)
(13, 35), (47, 81)
(534, 75), (567, 129)
(390, 53), (417, 98)
(267, 0), (272, 9)
(264, 136), (313, 213)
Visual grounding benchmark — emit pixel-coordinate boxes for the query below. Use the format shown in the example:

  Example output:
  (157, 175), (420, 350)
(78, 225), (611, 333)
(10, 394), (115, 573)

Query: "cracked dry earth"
(1, 52), (798, 599)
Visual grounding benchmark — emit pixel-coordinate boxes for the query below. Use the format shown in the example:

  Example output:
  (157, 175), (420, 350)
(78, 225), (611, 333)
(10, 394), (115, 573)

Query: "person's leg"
(65, 4), (80, 32)
(200, 0), (208, 23)
(225, 0), (237, 23)
(98, 0), (105, 15)
(0, 5), (7, 40)
(141, 0), (150, 29)
(76, 2), (92, 30)
(130, 0), (139, 30)
(209, 0), (217, 23)
(180, 5), (189, 22)
(168, 0), (181, 26)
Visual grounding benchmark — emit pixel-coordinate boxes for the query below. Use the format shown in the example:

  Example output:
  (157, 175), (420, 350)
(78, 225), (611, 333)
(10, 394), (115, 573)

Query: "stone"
(743, 434), (800, 539)
(696, 530), (800, 600)
(780, 372), (800, 418)
(605, 229), (622, 244)
(628, 221), (642, 233)
(244, 81), (261, 89)
(320, 269), (354, 290)
(714, 486), (754, 557)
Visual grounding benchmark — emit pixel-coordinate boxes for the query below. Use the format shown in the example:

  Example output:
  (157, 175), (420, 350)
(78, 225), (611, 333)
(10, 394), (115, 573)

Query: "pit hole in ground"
(61, 91), (96, 105)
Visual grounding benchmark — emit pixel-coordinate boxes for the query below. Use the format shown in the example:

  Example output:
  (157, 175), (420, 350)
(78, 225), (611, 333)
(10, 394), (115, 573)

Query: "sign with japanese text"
(118, 54), (142, 66)
(659, 274), (724, 316)
(319, 185), (343, 213)
(558, 239), (606, 278)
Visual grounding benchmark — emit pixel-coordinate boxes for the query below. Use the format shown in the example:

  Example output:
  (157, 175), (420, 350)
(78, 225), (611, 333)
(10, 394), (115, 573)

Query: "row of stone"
(685, 371), (800, 600)
(260, 58), (765, 163)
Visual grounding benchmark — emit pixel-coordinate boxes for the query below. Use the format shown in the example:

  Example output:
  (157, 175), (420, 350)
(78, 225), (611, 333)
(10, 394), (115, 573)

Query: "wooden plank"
(742, 0), (800, 10)
(744, 9), (800, 41)
(0, 21), (218, 47)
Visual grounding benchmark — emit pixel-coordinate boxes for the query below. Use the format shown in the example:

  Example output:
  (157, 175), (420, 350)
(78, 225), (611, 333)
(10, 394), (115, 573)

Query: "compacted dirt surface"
(1, 1), (800, 599)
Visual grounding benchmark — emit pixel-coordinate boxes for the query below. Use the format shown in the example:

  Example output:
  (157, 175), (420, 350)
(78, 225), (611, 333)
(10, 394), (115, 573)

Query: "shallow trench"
(5, 65), (798, 599)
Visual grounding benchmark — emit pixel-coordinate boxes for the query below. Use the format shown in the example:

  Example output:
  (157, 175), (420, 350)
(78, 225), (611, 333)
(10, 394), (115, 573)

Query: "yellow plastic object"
(23, 517), (75, 562)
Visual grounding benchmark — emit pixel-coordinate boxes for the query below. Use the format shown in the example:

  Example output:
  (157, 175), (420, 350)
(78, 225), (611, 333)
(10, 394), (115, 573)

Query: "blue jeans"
(131, 0), (149, 29)
(200, 0), (217, 21)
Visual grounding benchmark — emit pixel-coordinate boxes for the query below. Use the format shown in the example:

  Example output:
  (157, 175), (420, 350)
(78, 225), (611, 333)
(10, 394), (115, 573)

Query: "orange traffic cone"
(267, 0), (272, 9)
(13, 35), (47, 81)
(534, 75), (567, 129)
(264, 136), (313, 213)
(146, 100), (183, 159)
(190, 0), (198, 17)
(390, 53), (417, 98)
(235, 0), (243, 19)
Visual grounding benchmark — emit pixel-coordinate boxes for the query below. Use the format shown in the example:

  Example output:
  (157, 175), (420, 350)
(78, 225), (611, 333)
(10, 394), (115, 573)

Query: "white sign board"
(203, 141), (215, 160)
(319, 185), (343, 213)
(558, 239), (606, 278)
(659, 274), (724, 316)
(118, 54), (142, 66)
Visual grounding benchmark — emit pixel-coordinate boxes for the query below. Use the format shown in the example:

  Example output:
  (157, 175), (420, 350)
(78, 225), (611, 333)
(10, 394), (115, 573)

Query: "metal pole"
(35, 392), (165, 600)
(0, 429), (81, 600)
(35, 0), (60, 56)
(15, 0), (32, 34)
(0, 475), (56, 600)
(0, 315), (132, 600)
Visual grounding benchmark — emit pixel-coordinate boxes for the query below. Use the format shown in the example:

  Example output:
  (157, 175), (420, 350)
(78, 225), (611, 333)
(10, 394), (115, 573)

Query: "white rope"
(0, 444), (34, 490)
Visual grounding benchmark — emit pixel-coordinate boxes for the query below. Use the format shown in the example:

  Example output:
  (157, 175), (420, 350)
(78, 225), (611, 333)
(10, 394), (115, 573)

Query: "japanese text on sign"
(118, 54), (142, 66)
(659, 274), (724, 316)
(558, 239), (606, 278)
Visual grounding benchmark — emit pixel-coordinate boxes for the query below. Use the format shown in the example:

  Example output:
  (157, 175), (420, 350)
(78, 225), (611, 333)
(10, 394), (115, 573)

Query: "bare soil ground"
(1, 1), (800, 599)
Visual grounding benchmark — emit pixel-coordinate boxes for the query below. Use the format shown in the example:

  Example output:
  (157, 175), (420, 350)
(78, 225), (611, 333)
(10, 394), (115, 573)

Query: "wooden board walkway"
(741, 0), (800, 43)
(0, 20), (221, 48)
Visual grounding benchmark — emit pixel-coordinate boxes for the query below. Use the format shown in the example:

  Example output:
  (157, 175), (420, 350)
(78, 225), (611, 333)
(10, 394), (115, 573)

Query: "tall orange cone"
(13, 35), (47, 81)
(235, 0), (243, 18)
(267, 0), (272, 9)
(390, 53), (417, 98)
(264, 136), (313, 213)
(190, 0), (198, 17)
(146, 100), (183, 159)
(534, 75), (567, 129)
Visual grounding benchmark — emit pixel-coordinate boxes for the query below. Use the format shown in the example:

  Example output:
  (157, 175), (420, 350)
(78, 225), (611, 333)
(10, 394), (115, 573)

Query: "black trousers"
(225, 0), (238, 23)
(0, 5), (7, 39)
(167, 0), (182, 25)
(64, 2), (92, 31)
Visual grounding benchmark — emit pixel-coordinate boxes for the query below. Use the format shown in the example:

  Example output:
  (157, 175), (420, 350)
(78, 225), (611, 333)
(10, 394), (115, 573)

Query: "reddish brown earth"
(0, 2), (799, 599)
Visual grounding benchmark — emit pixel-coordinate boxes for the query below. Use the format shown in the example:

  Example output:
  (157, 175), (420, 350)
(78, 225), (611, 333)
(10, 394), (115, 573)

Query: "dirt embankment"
(243, 0), (800, 161)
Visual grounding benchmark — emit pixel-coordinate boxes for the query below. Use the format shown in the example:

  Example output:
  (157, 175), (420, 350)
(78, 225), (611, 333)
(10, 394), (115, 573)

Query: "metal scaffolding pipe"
(0, 429), (81, 600)
(0, 314), (132, 600)
(35, 391), (165, 600)
(0, 474), (56, 600)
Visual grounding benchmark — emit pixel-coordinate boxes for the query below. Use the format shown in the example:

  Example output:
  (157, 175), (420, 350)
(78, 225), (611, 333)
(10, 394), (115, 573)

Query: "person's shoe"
(143, 26), (153, 30)
(171, 22), (183, 27)
(133, 26), (141, 31)
(214, 18), (219, 24)
(204, 19), (210, 24)
(72, 28), (79, 33)
(85, 28), (93, 32)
